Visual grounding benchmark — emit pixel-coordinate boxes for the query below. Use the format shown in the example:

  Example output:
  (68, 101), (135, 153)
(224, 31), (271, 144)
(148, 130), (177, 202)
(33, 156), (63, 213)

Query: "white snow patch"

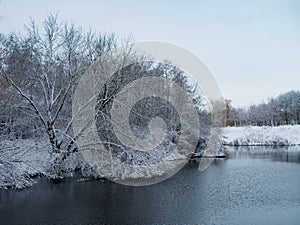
(223, 125), (300, 146)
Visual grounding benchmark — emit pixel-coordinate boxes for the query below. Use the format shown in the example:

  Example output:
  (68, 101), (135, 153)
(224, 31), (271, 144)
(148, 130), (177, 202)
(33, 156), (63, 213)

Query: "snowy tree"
(0, 14), (119, 179)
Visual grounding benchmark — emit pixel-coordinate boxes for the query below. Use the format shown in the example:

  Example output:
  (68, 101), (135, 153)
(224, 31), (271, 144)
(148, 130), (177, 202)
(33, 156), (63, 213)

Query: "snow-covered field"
(223, 125), (300, 146)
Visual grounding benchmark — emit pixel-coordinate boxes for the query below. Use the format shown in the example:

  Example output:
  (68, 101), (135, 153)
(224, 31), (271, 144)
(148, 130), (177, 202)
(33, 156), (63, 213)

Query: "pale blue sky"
(0, 0), (299, 107)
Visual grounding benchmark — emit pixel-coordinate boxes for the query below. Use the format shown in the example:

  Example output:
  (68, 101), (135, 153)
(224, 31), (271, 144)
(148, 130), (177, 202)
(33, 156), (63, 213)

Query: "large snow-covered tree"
(0, 14), (119, 178)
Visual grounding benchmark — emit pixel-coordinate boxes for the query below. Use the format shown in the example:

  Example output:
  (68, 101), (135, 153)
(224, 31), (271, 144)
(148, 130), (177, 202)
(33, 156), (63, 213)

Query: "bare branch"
(0, 69), (47, 130)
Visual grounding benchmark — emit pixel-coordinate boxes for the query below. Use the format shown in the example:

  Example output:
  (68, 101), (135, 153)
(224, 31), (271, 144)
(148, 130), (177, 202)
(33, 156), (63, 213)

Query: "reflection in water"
(226, 146), (300, 163)
(0, 146), (300, 224)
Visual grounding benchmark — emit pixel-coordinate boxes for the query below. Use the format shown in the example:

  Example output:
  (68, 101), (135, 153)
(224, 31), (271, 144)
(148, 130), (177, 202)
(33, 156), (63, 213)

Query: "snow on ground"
(0, 139), (81, 189)
(0, 139), (50, 189)
(223, 125), (300, 146)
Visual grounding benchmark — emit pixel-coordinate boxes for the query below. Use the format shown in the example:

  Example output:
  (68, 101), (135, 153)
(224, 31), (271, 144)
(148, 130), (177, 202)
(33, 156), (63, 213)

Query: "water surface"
(1, 146), (300, 224)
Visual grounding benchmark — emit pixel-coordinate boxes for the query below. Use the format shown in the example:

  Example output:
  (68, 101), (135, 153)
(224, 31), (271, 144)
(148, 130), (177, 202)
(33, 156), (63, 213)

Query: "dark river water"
(1, 146), (300, 225)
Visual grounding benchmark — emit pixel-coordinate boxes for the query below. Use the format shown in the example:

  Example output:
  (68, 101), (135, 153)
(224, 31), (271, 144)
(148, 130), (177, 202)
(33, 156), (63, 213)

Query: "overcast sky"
(0, 0), (299, 107)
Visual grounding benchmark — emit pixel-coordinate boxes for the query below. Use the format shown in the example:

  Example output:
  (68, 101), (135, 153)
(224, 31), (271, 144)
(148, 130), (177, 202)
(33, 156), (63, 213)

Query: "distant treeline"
(224, 90), (300, 126)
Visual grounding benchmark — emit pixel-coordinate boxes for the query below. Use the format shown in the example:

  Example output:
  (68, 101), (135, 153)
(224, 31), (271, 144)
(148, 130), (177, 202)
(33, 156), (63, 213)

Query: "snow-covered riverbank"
(0, 139), (48, 189)
(1, 125), (300, 189)
(223, 125), (300, 146)
(0, 139), (81, 189)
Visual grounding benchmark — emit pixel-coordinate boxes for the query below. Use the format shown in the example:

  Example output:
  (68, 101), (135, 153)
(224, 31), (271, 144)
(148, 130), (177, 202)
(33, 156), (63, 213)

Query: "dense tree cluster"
(0, 15), (207, 180)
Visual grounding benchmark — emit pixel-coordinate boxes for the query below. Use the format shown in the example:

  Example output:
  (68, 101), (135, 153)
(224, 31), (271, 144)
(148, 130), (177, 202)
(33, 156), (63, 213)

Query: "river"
(1, 146), (300, 225)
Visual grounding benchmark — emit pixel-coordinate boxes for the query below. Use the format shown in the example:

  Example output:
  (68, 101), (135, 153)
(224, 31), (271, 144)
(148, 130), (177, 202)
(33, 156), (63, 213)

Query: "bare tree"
(0, 14), (119, 179)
